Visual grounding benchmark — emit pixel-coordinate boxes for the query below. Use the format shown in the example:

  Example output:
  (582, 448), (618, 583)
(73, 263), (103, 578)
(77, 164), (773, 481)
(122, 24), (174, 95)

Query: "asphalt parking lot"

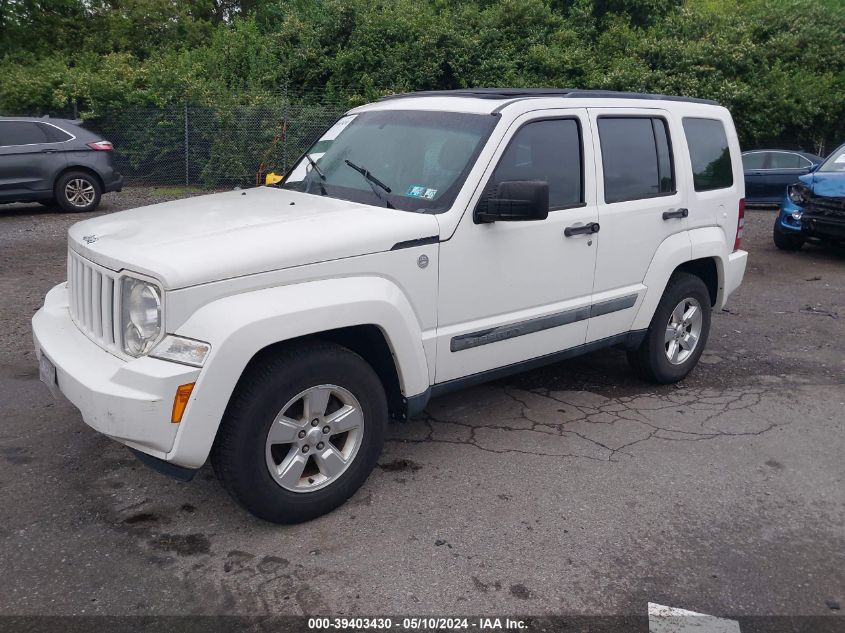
(0, 191), (843, 624)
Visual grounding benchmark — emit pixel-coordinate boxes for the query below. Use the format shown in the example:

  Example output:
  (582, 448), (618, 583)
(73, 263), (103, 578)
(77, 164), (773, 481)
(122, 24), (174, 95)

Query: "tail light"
(733, 198), (745, 252)
(87, 141), (113, 151)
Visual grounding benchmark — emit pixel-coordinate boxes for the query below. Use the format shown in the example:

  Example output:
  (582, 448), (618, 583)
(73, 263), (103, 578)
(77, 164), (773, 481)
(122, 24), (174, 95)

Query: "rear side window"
(768, 152), (810, 169)
(0, 121), (50, 146)
(598, 117), (674, 203)
(682, 118), (734, 191)
(490, 118), (583, 209)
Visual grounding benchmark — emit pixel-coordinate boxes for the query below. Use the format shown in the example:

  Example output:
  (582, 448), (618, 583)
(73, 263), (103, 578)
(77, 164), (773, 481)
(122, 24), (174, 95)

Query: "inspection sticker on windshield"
(406, 185), (437, 199)
(321, 115), (357, 141)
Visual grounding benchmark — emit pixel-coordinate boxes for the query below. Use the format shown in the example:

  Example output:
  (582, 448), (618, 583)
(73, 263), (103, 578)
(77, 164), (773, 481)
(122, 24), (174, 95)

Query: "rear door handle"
(662, 208), (689, 220)
(564, 222), (600, 237)
(42, 148), (58, 154)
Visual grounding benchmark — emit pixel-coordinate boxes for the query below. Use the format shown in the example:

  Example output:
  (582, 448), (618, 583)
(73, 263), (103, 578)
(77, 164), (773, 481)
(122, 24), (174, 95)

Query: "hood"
(68, 187), (440, 289)
(802, 172), (845, 197)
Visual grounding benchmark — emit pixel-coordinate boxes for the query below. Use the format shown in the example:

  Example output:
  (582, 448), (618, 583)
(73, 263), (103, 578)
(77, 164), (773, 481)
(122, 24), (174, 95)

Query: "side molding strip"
(403, 329), (648, 417)
(450, 293), (638, 352)
(589, 294), (638, 318)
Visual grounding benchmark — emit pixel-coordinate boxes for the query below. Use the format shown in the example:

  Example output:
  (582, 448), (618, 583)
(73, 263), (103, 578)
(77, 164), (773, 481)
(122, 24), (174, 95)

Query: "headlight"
(150, 335), (210, 367)
(788, 183), (809, 205)
(121, 277), (162, 356)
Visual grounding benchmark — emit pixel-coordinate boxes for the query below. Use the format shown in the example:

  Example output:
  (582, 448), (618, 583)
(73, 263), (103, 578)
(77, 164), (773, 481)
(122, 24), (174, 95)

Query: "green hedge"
(2, 0), (843, 172)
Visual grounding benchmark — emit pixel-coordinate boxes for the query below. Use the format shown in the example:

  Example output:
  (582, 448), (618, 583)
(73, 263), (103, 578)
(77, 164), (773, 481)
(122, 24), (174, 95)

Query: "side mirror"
(475, 180), (549, 223)
(808, 163), (820, 173)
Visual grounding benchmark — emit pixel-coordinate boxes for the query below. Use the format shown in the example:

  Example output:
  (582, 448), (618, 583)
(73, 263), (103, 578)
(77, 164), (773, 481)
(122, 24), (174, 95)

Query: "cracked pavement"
(0, 192), (843, 621)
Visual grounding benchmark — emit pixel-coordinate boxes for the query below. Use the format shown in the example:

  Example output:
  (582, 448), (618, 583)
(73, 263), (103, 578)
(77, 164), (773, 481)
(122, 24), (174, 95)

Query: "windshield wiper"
(344, 159), (393, 208)
(303, 153), (328, 196)
(305, 154), (326, 180)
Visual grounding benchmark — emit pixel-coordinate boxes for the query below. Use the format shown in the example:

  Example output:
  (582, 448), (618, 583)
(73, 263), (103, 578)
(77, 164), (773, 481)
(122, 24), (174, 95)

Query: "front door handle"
(564, 222), (600, 237)
(662, 208), (689, 220)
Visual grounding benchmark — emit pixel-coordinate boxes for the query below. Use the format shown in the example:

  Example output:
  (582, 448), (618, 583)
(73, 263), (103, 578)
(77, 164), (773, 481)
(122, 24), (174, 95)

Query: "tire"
(627, 272), (712, 384)
(773, 217), (804, 251)
(211, 341), (388, 524)
(55, 171), (102, 213)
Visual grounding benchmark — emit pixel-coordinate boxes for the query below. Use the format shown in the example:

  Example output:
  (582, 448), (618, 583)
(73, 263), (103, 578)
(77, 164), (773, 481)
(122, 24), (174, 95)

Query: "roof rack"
(377, 88), (719, 106)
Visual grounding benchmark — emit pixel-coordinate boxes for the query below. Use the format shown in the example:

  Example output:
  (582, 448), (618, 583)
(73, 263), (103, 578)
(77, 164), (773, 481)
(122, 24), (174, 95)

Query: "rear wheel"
(55, 171), (101, 213)
(211, 341), (387, 524)
(773, 217), (804, 251)
(627, 272), (712, 383)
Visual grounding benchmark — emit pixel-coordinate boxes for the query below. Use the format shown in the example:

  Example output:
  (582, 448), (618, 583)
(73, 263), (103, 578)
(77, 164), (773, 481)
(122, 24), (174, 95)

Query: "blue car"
(774, 142), (845, 250)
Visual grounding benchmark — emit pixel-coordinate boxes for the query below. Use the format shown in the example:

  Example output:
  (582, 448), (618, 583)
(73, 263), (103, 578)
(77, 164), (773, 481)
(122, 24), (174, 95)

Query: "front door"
(435, 109), (598, 384)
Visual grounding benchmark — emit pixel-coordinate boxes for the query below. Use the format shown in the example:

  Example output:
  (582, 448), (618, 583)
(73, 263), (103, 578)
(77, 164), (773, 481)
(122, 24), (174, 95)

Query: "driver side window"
(487, 118), (584, 210)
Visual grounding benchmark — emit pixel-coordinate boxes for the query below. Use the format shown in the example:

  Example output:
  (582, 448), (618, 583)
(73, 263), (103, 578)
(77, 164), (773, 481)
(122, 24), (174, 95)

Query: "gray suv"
(0, 117), (123, 213)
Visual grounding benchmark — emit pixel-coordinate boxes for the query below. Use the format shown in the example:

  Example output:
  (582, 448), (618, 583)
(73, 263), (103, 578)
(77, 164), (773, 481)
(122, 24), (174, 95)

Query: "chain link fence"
(22, 93), (838, 189)
(72, 96), (349, 189)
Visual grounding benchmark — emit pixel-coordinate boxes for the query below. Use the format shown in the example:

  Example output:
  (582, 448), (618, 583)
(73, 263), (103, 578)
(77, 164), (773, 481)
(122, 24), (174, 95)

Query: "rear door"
(585, 107), (686, 343)
(0, 121), (66, 197)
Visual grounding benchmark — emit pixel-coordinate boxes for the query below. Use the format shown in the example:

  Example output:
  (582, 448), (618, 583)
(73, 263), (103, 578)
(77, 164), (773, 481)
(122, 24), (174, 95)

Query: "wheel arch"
(675, 257), (719, 306)
(165, 277), (431, 469)
(239, 325), (406, 422)
(632, 228), (731, 331)
(55, 165), (105, 193)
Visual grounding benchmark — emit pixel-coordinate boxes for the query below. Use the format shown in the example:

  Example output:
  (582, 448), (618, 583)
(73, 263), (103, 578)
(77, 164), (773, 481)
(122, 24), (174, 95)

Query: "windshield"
(817, 144), (845, 173)
(280, 110), (498, 212)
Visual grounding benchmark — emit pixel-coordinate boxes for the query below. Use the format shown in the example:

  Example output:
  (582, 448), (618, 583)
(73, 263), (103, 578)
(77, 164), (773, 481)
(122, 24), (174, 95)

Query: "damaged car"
(774, 142), (845, 251)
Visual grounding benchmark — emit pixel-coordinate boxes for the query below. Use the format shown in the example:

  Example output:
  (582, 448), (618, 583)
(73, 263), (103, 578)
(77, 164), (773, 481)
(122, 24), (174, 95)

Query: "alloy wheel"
(664, 297), (703, 365)
(264, 384), (364, 493)
(65, 178), (96, 208)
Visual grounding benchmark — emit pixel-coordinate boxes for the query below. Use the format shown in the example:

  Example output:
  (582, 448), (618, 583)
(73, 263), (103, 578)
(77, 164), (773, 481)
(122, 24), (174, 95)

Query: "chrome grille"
(67, 249), (120, 352)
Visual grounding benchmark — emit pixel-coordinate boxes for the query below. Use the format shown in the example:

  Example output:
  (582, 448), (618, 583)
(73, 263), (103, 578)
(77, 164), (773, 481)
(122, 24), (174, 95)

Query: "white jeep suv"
(33, 89), (748, 523)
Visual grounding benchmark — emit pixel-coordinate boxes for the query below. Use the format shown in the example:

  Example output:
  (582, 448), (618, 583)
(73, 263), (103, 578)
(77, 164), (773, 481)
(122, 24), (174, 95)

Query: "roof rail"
(377, 88), (719, 106)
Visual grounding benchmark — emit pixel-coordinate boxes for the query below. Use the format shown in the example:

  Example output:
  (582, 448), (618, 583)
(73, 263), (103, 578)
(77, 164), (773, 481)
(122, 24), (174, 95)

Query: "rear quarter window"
(41, 123), (74, 142)
(683, 118), (734, 191)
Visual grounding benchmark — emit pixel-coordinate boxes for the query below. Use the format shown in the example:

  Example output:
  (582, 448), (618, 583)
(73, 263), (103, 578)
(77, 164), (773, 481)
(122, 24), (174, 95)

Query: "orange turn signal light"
(171, 383), (195, 423)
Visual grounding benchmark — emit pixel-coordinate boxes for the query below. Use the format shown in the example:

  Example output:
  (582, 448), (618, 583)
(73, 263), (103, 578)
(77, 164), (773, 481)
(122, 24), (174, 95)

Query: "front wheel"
(211, 341), (387, 523)
(627, 272), (712, 383)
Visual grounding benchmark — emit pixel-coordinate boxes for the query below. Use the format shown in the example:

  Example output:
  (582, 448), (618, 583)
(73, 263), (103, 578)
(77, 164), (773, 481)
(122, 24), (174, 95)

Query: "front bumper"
(777, 196), (804, 232)
(802, 215), (845, 241)
(32, 283), (200, 462)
